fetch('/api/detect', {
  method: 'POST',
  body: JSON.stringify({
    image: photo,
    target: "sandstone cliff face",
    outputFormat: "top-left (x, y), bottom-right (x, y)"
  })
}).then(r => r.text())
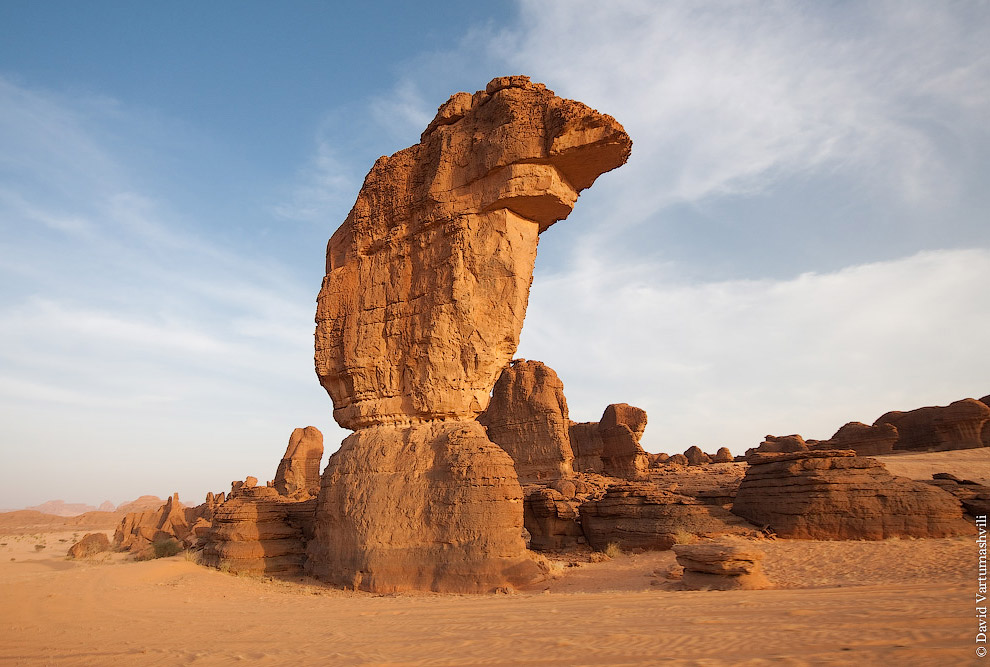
top-left (273, 426), bottom-right (324, 499)
top-left (731, 451), bottom-right (976, 540)
top-left (875, 398), bottom-right (990, 451)
top-left (479, 360), bottom-right (574, 484)
top-left (307, 76), bottom-right (630, 593)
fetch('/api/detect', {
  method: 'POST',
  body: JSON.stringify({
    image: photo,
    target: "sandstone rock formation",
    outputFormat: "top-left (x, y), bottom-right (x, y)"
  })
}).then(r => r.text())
top-left (479, 360), bottom-right (574, 484)
top-left (202, 486), bottom-right (316, 575)
top-left (749, 434), bottom-right (809, 456)
top-left (875, 398), bottom-right (990, 451)
top-left (569, 404), bottom-right (650, 478)
top-left (67, 532), bottom-right (110, 559)
top-left (113, 493), bottom-right (210, 554)
top-left (308, 76), bottom-right (630, 593)
top-left (273, 426), bottom-right (324, 499)
top-left (817, 421), bottom-right (897, 456)
top-left (731, 450), bottom-right (976, 540)
top-left (926, 473), bottom-right (990, 518)
top-left (666, 453), bottom-right (688, 466)
top-left (524, 488), bottom-right (584, 550)
top-left (569, 422), bottom-right (606, 473)
top-left (712, 447), bottom-right (734, 463)
top-left (579, 483), bottom-right (754, 551)
top-left (683, 446), bottom-right (711, 466)
top-left (673, 543), bottom-right (771, 590)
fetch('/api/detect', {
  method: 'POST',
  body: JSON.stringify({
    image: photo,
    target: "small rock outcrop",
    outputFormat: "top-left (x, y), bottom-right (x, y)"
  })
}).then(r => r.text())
top-left (273, 426), bottom-right (324, 499)
top-left (875, 398), bottom-right (990, 451)
top-left (309, 76), bottom-right (631, 593)
top-left (479, 360), bottom-right (574, 484)
top-left (202, 487), bottom-right (316, 575)
top-left (569, 404), bottom-right (650, 478)
top-left (712, 447), bottom-right (734, 463)
top-left (731, 450), bottom-right (976, 540)
top-left (817, 421), bottom-right (897, 456)
top-left (749, 434), bottom-right (808, 456)
top-left (67, 532), bottom-right (110, 559)
top-left (683, 446), bottom-right (711, 466)
top-left (579, 483), bottom-right (754, 551)
top-left (673, 543), bottom-right (771, 590)
top-left (925, 473), bottom-right (990, 518)
top-left (113, 493), bottom-right (208, 554)
top-left (524, 488), bottom-right (584, 550)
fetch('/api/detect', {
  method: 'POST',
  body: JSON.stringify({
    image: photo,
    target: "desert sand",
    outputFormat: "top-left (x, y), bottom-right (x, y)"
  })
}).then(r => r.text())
top-left (0, 525), bottom-right (980, 666)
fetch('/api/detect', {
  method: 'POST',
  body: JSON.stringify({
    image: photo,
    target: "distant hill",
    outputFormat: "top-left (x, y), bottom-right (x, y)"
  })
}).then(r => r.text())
top-left (24, 500), bottom-right (109, 517)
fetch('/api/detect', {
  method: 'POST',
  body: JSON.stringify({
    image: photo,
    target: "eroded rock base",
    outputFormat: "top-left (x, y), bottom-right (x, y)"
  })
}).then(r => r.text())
top-left (306, 420), bottom-right (545, 593)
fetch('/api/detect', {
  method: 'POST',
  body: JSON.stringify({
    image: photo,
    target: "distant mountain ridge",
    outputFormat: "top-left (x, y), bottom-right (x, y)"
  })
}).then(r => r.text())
top-left (22, 496), bottom-right (164, 517)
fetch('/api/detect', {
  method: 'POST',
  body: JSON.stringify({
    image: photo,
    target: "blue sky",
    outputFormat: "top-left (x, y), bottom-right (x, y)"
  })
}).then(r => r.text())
top-left (1, 1), bottom-right (988, 508)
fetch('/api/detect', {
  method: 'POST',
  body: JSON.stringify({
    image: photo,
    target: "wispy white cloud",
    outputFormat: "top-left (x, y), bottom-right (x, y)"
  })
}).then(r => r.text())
top-left (519, 248), bottom-right (990, 453)
top-left (493, 1), bottom-right (989, 213)
top-left (0, 76), bottom-right (344, 508)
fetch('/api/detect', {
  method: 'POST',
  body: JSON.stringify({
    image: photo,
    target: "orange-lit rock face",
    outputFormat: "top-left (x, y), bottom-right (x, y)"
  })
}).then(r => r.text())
top-left (316, 76), bottom-right (632, 430)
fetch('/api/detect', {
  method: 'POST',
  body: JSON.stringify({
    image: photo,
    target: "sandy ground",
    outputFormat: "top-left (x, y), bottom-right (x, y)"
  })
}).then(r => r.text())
top-left (875, 448), bottom-right (990, 485)
top-left (1, 529), bottom-right (984, 666)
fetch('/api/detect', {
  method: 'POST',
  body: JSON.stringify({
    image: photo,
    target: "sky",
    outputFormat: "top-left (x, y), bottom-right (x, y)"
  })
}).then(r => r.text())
top-left (1, 1), bottom-right (988, 509)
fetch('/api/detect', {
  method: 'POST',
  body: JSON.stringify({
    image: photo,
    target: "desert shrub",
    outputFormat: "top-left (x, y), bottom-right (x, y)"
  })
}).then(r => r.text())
top-left (603, 542), bottom-right (622, 559)
top-left (151, 536), bottom-right (183, 559)
top-left (670, 528), bottom-right (698, 545)
top-left (183, 549), bottom-right (203, 564)
top-left (34, 544), bottom-right (46, 551)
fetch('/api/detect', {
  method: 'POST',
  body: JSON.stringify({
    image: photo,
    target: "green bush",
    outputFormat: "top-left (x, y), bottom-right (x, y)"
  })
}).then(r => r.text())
top-left (151, 537), bottom-right (183, 559)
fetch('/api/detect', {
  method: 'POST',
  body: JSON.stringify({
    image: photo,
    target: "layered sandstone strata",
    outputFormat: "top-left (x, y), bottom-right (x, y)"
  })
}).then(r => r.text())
top-left (479, 360), bottom-right (574, 484)
top-left (273, 426), bottom-right (324, 499)
top-left (309, 76), bottom-right (632, 592)
top-left (731, 450), bottom-right (976, 539)
top-left (579, 483), bottom-right (754, 551)
top-left (673, 543), bottom-right (772, 591)
top-left (202, 486), bottom-right (316, 575)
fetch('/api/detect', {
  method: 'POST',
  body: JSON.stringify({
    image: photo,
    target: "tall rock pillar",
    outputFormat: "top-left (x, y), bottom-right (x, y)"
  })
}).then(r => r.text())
top-left (307, 76), bottom-right (631, 592)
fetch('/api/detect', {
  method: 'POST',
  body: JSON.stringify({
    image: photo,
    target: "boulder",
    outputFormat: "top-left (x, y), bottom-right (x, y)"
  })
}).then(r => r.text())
top-left (67, 532), bottom-right (110, 559)
top-left (683, 446), bottom-right (711, 466)
top-left (875, 398), bottom-right (990, 451)
top-left (731, 450), bottom-right (976, 539)
top-left (273, 426), bottom-right (324, 499)
top-left (307, 76), bottom-right (630, 593)
top-left (673, 543), bottom-right (771, 590)
top-left (479, 360), bottom-right (574, 484)
top-left (748, 434), bottom-right (808, 456)
top-left (712, 447), bottom-right (734, 463)
top-left (579, 483), bottom-right (754, 551)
